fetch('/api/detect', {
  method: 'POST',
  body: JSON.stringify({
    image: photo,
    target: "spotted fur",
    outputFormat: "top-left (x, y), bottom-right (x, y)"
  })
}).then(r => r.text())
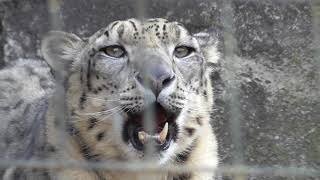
top-left (0, 18), bottom-right (219, 180)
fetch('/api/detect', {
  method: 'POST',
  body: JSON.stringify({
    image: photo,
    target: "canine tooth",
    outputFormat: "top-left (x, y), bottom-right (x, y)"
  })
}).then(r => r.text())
top-left (159, 122), bottom-right (168, 144)
top-left (138, 131), bottom-right (146, 144)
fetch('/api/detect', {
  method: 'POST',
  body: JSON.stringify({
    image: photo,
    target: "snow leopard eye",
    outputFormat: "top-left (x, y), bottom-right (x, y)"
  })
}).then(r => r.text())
top-left (174, 46), bottom-right (195, 58)
top-left (100, 45), bottom-right (126, 58)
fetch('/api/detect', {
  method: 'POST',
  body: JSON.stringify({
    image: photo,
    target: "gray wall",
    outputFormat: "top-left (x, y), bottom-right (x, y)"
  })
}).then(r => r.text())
top-left (0, 0), bottom-right (319, 179)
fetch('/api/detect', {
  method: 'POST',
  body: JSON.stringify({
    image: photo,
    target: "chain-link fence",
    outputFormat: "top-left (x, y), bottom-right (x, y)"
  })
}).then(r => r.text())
top-left (0, 0), bottom-right (319, 179)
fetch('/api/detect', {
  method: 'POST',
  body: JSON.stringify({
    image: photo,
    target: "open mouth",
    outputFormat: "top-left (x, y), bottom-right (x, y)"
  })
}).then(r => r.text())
top-left (122, 103), bottom-right (178, 152)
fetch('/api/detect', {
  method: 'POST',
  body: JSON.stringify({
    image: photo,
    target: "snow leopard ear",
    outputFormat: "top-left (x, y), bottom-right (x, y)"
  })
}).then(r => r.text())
top-left (193, 32), bottom-right (220, 65)
top-left (41, 31), bottom-right (84, 77)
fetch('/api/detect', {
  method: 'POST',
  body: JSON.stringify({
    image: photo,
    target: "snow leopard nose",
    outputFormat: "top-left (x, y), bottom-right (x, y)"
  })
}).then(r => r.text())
top-left (136, 57), bottom-right (175, 96)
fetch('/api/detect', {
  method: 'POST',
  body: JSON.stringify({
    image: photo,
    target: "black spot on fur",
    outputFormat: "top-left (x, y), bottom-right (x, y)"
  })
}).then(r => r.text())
top-left (104, 30), bottom-right (109, 37)
top-left (80, 144), bottom-right (93, 160)
top-left (88, 118), bottom-right (98, 130)
top-left (173, 173), bottom-right (191, 180)
top-left (80, 67), bottom-right (84, 83)
top-left (175, 139), bottom-right (197, 164)
top-left (73, 130), bottom-right (99, 161)
top-left (110, 21), bottom-right (119, 29)
top-left (185, 128), bottom-right (195, 136)
top-left (203, 90), bottom-right (207, 96)
top-left (172, 123), bottom-right (179, 141)
top-left (80, 92), bottom-right (87, 109)
top-left (89, 48), bottom-right (96, 57)
top-left (88, 154), bottom-right (102, 162)
top-left (196, 117), bottom-right (203, 126)
top-left (163, 24), bottom-right (166, 31)
top-left (177, 96), bottom-right (185, 100)
top-left (66, 122), bottom-right (80, 136)
top-left (102, 84), bottom-right (109, 90)
top-left (67, 123), bottom-right (104, 161)
top-left (87, 59), bottom-right (92, 91)
top-left (129, 20), bottom-right (138, 31)
top-left (175, 152), bottom-right (190, 164)
top-left (96, 132), bottom-right (105, 141)
top-left (45, 144), bottom-right (57, 153)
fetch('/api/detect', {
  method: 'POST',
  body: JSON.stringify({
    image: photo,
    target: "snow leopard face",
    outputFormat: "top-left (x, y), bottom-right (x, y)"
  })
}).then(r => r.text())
top-left (41, 18), bottom-right (218, 165)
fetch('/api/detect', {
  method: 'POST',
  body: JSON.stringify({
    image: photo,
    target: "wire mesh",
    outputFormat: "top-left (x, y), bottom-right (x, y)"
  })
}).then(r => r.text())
top-left (0, 0), bottom-right (319, 179)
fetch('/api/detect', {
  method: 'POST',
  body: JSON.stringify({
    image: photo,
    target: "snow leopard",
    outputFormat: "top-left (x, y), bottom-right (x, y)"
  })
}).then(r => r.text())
top-left (0, 18), bottom-right (220, 180)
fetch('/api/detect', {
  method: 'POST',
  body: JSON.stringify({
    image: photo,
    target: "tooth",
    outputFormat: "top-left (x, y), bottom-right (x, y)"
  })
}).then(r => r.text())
top-left (138, 131), bottom-right (146, 144)
top-left (159, 122), bottom-right (169, 144)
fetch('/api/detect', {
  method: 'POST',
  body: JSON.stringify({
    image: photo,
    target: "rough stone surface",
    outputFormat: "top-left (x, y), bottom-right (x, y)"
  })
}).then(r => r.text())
top-left (0, 4), bottom-right (4, 68)
top-left (0, 0), bottom-right (319, 179)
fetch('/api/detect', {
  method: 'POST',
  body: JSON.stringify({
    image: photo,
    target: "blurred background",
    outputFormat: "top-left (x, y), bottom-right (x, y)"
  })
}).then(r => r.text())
top-left (0, 0), bottom-right (319, 179)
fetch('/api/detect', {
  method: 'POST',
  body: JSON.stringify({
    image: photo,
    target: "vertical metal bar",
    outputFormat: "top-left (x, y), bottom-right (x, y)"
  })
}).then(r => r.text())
top-left (135, 1), bottom-right (160, 179)
top-left (46, 0), bottom-right (68, 153)
top-left (0, 7), bottom-right (4, 68)
top-left (47, 0), bottom-right (63, 30)
top-left (135, 0), bottom-right (146, 20)
top-left (134, 0), bottom-right (157, 162)
top-left (221, 0), bottom-right (246, 179)
top-left (143, 106), bottom-right (157, 161)
top-left (311, 0), bottom-right (320, 90)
